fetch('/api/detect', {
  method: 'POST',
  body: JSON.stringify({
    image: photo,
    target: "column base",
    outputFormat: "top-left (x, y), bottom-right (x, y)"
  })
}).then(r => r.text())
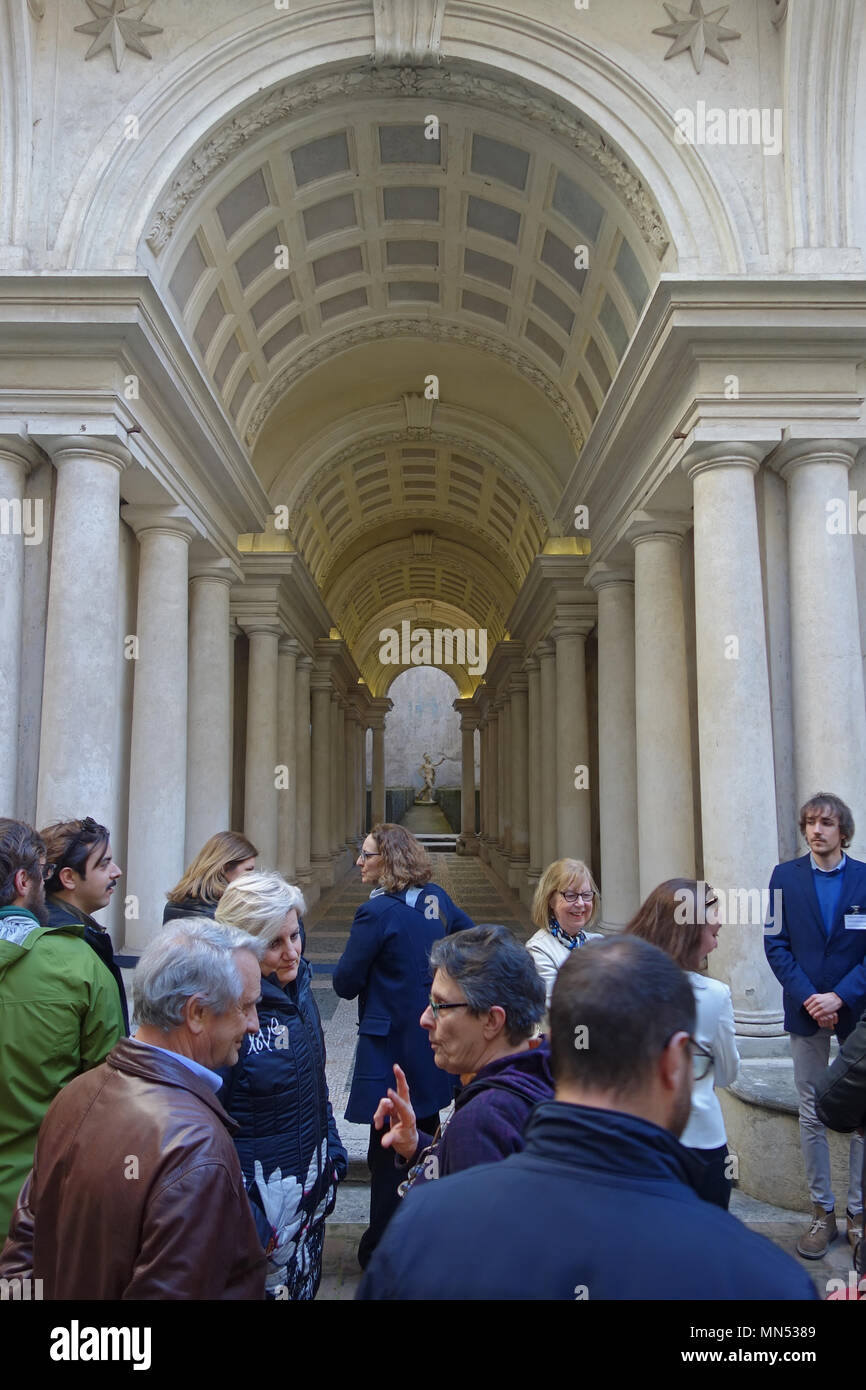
top-left (311, 855), bottom-right (335, 889)
top-left (508, 856), bottom-right (529, 890)
top-left (457, 834), bottom-right (480, 855)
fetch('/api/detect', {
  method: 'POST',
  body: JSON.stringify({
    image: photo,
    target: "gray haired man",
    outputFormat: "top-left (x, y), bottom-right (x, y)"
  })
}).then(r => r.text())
top-left (0, 919), bottom-right (267, 1299)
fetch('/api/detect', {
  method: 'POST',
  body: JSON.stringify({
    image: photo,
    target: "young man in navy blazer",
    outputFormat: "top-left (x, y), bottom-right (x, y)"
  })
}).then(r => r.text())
top-left (765, 792), bottom-right (866, 1258)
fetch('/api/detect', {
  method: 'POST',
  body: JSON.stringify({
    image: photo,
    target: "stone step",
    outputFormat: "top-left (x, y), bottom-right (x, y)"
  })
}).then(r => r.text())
top-left (415, 834), bottom-right (459, 852)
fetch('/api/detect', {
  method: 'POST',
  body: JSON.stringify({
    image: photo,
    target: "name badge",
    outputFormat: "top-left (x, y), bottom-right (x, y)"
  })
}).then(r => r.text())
top-left (844, 910), bottom-right (866, 930)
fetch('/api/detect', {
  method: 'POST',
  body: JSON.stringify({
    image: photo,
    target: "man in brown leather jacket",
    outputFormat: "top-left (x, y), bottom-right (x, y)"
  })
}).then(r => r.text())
top-left (0, 918), bottom-right (268, 1300)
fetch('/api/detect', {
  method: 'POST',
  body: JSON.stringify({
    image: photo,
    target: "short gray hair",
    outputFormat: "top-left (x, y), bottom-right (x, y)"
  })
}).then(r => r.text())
top-left (133, 917), bottom-right (265, 1031)
top-left (429, 924), bottom-right (545, 1045)
top-left (215, 870), bottom-right (306, 940)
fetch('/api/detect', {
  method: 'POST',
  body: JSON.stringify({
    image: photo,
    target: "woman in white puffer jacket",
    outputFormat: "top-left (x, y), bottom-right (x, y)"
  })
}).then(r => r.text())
top-left (526, 858), bottom-right (604, 1007)
top-left (625, 878), bottom-right (740, 1209)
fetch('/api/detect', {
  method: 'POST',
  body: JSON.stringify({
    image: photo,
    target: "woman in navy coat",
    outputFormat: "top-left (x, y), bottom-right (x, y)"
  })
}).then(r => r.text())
top-left (216, 871), bottom-right (347, 1300)
top-left (333, 822), bottom-right (475, 1267)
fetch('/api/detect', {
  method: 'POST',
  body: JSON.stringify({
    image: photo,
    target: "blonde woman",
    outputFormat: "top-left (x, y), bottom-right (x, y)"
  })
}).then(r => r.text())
top-left (526, 858), bottom-right (603, 1006)
top-left (163, 831), bottom-right (257, 924)
top-left (216, 871), bottom-right (347, 1299)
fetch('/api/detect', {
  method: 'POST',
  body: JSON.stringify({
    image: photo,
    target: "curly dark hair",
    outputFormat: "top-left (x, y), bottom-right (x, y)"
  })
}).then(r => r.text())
top-left (0, 819), bottom-right (46, 908)
top-left (369, 823), bottom-right (432, 893)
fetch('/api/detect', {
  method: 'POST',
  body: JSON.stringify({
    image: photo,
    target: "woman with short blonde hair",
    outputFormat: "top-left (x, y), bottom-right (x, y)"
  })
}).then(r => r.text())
top-left (215, 870), bottom-right (347, 1300)
top-left (526, 858), bottom-right (603, 1005)
top-left (163, 831), bottom-right (257, 922)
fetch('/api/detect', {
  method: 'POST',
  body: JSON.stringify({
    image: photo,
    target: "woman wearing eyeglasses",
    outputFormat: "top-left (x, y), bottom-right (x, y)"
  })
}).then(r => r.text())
top-left (526, 858), bottom-right (604, 1006)
top-left (333, 822), bottom-right (474, 1268)
top-left (625, 879), bottom-right (740, 1209)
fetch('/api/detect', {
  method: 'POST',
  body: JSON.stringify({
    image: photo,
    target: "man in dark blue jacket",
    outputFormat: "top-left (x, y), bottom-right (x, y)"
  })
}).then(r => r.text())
top-left (358, 936), bottom-right (816, 1301)
top-left (764, 792), bottom-right (866, 1258)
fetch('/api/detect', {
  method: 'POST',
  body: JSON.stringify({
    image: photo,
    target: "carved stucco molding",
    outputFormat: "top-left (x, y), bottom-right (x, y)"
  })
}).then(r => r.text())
top-left (244, 319), bottom-right (584, 452)
top-left (145, 63), bottom-right (669, 262)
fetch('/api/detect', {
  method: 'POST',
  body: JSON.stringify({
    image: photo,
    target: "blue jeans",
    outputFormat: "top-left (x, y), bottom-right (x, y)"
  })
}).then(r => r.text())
top-left (790, 1031), bottom-right (864, 1214)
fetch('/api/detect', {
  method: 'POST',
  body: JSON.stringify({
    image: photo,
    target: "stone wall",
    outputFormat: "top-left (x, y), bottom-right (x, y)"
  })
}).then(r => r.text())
top-left (384, 666), bottom-right (476, 794)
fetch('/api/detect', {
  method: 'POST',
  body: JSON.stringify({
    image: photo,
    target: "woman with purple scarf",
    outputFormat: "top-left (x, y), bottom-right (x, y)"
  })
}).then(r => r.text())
top-left (372, 924), bottom-right (553, 1190)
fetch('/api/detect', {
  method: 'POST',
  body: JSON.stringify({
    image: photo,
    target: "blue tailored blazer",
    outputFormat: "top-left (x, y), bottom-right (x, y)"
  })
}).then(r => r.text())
top-left (400, 882), bottom-right (476, 936)
top-left (333, 889), bottom-right (455, 1125)
top-left (764, 853), bottom-right (866, 1038)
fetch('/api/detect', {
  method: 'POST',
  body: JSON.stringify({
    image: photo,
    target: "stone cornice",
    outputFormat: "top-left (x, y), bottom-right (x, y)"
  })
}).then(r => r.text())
top-left (506, 553), bottom-right (595, 654)
top-left (231, 552), bottom-right (334, 656)
top-left (556, 277), bottom-right (866, 567)
top-left (0, 274), bottom-right (269, 553)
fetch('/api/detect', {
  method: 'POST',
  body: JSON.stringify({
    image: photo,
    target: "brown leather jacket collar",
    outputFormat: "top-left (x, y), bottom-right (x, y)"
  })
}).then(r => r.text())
top-left (108, 1038), bottom-right (238, 1129)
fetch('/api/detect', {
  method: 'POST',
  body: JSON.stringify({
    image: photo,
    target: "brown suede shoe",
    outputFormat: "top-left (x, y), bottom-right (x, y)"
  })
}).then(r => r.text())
top-left (796, 1203), bottom-right (838, 1259)
top-left (847, 1209), bottom-right (863, 1251)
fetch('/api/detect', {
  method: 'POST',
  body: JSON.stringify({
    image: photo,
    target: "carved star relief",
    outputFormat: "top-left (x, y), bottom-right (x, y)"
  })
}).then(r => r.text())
top-left (74, 0), bottom-right (162, 71)
top-left (653, 0), bottom-right (741, 73)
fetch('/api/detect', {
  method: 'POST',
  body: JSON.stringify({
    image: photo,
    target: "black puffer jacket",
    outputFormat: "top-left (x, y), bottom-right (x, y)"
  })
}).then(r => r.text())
top-left (162, 896), bottom-right (217, 923)
top-left (218, 955), bottom-right (347, 1299)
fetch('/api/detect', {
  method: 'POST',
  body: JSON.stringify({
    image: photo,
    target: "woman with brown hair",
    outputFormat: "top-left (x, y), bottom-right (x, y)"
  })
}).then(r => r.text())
top-left (162, 830), bottom-right (258, 923)
top-left (526, 857), bottom-right (603, 1006)
top-left (333, 822), bottom-right (474, 1267)
top-left (625, 878), bottom-right (740, 1208)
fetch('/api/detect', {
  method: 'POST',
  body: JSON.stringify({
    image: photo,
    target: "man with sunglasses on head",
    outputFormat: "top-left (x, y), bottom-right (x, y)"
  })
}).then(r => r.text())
top-left (0, 818), bottom-right (123, 1240)
top-left (41, 817), bottom-right (128, 1033)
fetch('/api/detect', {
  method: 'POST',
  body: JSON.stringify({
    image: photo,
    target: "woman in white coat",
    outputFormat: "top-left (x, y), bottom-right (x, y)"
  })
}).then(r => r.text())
top-left (526, 859), bottom-right (604, 1007)
top-left (625, 878), bottom-right (740, 1209)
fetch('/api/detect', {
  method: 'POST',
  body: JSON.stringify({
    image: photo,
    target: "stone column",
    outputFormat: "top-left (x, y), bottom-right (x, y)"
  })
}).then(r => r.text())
top-left (587, 566), bottom-right (639, 931)
top-left (123, 508), bottom-right (197, 949)
top-left (509, 672), bottom-right (530, 876)
top-left (354, 718), bottom-right (365, 840)
top-left (240, 624), bottom-right (281, 869)
top-left (554, 625), bottom-right (592, 862)
top-left (501, 696), bottom-right (513, 856)
top-left (630, 521), bottom-right (695, 896)
top-left (185, 566), bottom-right (233, 860)
top-left (294, 655), bottom-right (313, 887)
top-left (687, 445), bottom-right (784, 1035)
top-left (36, 436), bottom-right (129, 826)
top-left (310, 666), bottom-right (332, 872)
top-left (277, 637), bottom-right (298, 879)
top-left (480, 719), bottom-right (490, 842)
top-left (538, 639), bottom-right (558, 870)
top-left (0, 438), bottom-right (33, 816)
top-left (344, 706), bottom-right (359, 849)
top-left (371, 716), bottom-right (386, 825)
top-left (774, 440), bottom-right (866, 843)
top-left (483, 706), bottom-right (497, 845)
top-left (457, 708), bottom-right (479, 852)
top-left (526, 655), bottom-right (543, 882)
top-left (330, 694), bottom-right (343, 856)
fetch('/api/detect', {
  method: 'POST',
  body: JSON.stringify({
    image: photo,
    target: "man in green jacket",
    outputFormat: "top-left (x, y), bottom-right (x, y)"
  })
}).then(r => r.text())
top-left (0, 818), bottom-right (124, 1240)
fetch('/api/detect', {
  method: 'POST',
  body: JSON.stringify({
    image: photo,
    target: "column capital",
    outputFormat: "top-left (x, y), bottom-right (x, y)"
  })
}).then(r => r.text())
top-left (43, 434), bottom-right (131, 473)
top-left (121, 504), bottom-right (198, 543)
top-left (767, 437), bottom-right (860, 480)
top-left (550, 618), bottom-right (594, 640)
top-left (509, 671), bottom-right (529, 695)
top-left (296, 653), bottom-right (314, 673)
top-left (586, 562), bottom-right (634, 593)
top-left (239, 620), bottom-right (283, 639)
top-left (625, 509), bottom-right (690, 549)
top-left (682, 441), bottom-right (765, 482)
top-left (453, 697), bottom-right (480, 732)
top-left (189, 558), bottom-right (238, 586)
top-left (0, 433), bottom-right (41, 474)
top-left (536, 637), bottom-right (556, 661)
top-left (523, 653), bottom-right (540, 674)
top-left (279, 636), bottom-right (301, 656)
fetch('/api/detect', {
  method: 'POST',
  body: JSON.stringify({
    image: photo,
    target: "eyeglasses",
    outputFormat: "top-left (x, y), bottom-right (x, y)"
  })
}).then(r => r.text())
top-left (559, 890), bottom-right (594, 904)
top-left (664, 1032), bottom-right (714, 1080)
top-left (688, 1037), bottom-right (714, 1081)
top-left (427, 996), bottom-right (470, 1020)
top-left (357, 849), bottom-right (380, 861)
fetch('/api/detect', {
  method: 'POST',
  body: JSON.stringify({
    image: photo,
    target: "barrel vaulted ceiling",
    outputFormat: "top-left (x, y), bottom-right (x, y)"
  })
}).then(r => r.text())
top-left (147, 65), bottom-right (673, 690)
